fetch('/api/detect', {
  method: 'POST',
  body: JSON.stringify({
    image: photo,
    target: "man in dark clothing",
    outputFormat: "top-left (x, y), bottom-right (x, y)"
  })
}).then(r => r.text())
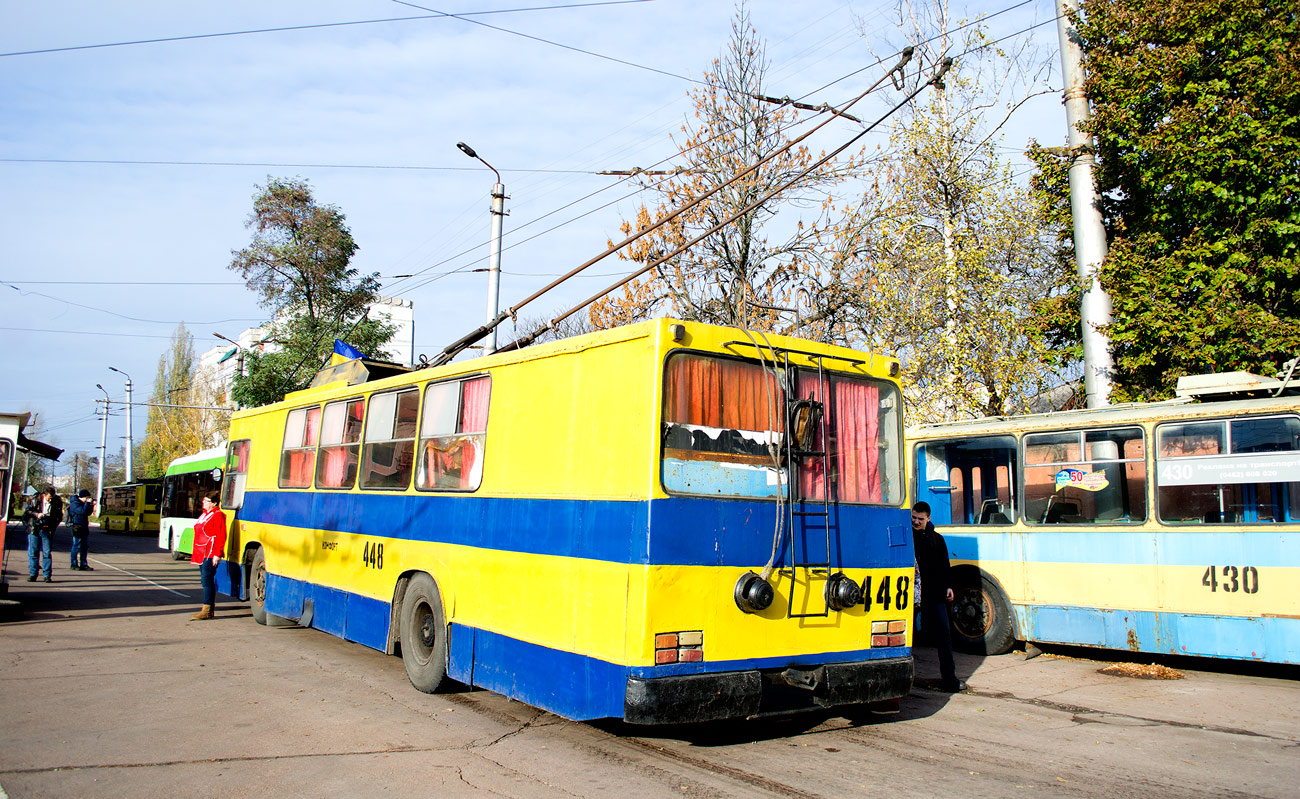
top-left (912, 501), bottom-right (963, 692)
top-left (27, 486), bottom-right (63, 582)
top-left (67, 489), bottom-right (96, 571)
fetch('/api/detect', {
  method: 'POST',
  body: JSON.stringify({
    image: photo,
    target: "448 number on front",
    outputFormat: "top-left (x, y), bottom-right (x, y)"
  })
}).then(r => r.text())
top-left (362, 541), bottom-right (385, 570)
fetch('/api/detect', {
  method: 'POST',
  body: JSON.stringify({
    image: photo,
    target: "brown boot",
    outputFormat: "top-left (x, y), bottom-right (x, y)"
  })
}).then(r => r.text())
top-left (191, 605), bottom-right (213, 620)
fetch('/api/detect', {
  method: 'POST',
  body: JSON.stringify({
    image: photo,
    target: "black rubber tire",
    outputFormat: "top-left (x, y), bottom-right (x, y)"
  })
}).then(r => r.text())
top-left (400, 573), bottom-right (448, 693)
top-left (250, 548), bottom-right (270, 625)
top-left (169, 528), bottom-right (186, 561)
top-left (950, 572), bottom-right (1016, 655)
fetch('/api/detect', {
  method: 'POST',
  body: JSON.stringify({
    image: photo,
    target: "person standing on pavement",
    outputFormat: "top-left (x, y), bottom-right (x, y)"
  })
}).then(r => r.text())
top-left (27, 486), bottom-right (63, 583)
top-left (190, 492), bottom-right (227, 620)
top-left (912, 501), bottom-right (963, 692)
top-left (67, 488), bottom-right (96, 571)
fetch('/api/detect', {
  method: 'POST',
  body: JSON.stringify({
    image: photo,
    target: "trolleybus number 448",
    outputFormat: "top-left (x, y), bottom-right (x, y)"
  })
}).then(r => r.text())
top-left (362, 542), bottom-right (385, 570)
top-left (1202, 566), bottom-right (1259, 594)
top-left (860, 575), bottom-right (910, 611)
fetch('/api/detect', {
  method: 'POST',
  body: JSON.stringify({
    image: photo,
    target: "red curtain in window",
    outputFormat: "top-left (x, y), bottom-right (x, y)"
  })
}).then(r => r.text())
top-left (460, 377), bottom-right (490, 432)
top-left (304, 406), bottom-right (321, 446)
top-left (664, 356), bottom-right (782, 431)
top-left (795, 374), bottom-right (881, 503)
top-left (321, 447), bottom-right (351, 487)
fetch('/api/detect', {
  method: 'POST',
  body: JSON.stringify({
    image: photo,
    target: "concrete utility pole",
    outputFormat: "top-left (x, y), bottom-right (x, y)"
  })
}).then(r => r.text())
top-left (457, 142), bottom-right (507, 354)
top-left (110, 366), bottom-right (134, 481)
top-left (1057, 0), bottom-right (1114, 408)
top-left (95, 384), bottom-right (109, 507)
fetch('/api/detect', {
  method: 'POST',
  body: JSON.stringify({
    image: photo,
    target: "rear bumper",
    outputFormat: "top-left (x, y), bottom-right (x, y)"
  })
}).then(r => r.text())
top-left (624, 655), bottom-right (914, 725)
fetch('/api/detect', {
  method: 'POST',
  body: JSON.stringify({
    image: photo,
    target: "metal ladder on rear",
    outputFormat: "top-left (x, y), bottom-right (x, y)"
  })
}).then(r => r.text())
top-left (780, 351), bottom-right (835, 619)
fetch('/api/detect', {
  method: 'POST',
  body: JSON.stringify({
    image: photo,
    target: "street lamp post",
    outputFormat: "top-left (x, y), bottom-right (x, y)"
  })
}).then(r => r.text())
top-left (109, 366), bottom-right (133, 482)
top-left (95, 383), bottom-right (109, 508)
top-left (456, 141), bottom-right (507, 354)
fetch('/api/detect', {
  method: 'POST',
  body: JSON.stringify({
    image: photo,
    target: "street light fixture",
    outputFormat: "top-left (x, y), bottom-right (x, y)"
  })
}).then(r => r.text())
top-left (457, 141), bottom-right (507, 354)
top-left (95, 383), bottom-right (110, 509)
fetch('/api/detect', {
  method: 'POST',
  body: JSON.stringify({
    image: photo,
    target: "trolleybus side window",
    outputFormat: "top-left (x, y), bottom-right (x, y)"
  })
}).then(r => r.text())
top-left (1156, 415), bottom-right (1300, 524)
top-left (223, 440), bottom-right (251, 509)
top-left (661, 353), bottom-right (785, 499)
top-left (360, 388), bottom-right (419, 490)
top-left (316, 398), bottom-right (364, 489)
top-left (1024, 426), bottom-right (1146, 524)
top-left (793, 371), bottom-right (903, 504)
top-left (913, 435), bottom-right (1017, 525)
top-left (416, 375), bottom-right (490, 492)
top-left (279, 405), bottom-right (321, 488)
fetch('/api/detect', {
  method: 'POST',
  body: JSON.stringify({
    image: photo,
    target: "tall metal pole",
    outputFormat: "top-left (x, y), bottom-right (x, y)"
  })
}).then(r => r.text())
top-left (1057, 0), bottom-right (1114, 407)
top-left (95, 385), bottom-right (109, 508)
top-left (456, 142), bottom-right (507, 354)
top-left (486, 182), bottom-right (506, 353)
top-left (110, 367), bottom-right (134, 481)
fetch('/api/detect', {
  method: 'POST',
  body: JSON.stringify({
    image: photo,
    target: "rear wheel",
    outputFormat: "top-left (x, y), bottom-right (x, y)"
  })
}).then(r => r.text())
top-left (951, 572), bottom-right (1016, 655)
top-left (400, 573), bottom-right (448, 693)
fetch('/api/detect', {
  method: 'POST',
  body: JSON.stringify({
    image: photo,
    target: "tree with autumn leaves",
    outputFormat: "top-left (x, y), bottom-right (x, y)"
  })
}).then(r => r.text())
top-left (594, 3), bottom-right (1067, 422)
top-left (589, 9), bottom-right (857, 334)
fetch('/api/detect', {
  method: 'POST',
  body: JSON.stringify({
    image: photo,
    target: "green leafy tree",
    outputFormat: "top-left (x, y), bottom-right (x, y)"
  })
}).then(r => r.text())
top-left (229, 177), bottom-right (394, 406)
top-left (1076, 0), bottom-right (1300, 399)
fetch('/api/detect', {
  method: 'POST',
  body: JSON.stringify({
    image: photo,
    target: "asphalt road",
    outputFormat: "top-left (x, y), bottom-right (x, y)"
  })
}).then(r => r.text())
top-left (1, 523), bottom-right (1296, 798)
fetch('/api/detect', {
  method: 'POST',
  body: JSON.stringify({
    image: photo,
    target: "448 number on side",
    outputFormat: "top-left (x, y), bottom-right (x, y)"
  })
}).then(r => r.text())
top-left (362, 541), bottom-right (385, 570)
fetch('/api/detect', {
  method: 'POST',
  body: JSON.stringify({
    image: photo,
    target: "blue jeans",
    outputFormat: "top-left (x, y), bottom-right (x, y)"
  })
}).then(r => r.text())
top-left (28, 528), bottom-right (53, 578)
top-left (70, 522), bottom-right (89, 567)
top-left (199, 560), bottom-right (218, 606)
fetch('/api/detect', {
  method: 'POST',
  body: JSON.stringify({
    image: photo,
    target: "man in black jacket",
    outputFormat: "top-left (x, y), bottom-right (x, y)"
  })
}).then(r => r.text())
top-left (67, 489), bottom-right (96, 571)
top-left (912, 501), bottom-right (963, 692)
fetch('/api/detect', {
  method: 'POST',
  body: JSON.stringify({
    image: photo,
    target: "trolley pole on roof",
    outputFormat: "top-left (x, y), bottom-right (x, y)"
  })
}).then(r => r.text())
top-left (1057, 0), bottom-right (1114, 407)
top-left (457, 142), bottom-right (507, 355)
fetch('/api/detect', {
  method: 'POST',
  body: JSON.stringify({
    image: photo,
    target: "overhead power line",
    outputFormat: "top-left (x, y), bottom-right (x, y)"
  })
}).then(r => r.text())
top-left (0, 1), bottom-right (654, 58)
top-left (0, 158), bottom-right (596, 173)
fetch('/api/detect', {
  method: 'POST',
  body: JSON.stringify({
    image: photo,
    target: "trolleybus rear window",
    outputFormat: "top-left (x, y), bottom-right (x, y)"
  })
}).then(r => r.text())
top-left (661, 353), bottom-right (901, 503)
top-left (222, 440), bottom-right (251, 509)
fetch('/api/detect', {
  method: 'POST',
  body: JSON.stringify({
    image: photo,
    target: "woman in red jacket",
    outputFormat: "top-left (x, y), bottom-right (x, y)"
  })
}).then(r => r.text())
top-left (190, 492), bottom-right (227, 621)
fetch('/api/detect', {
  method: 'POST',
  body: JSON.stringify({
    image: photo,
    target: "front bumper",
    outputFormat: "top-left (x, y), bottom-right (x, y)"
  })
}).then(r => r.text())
top-left (624, 655), bottom-right (914, 725)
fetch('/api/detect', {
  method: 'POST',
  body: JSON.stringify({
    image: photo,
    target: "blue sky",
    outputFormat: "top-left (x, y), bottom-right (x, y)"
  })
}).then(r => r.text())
top-left (1, 0), bottom-right (1065, 470)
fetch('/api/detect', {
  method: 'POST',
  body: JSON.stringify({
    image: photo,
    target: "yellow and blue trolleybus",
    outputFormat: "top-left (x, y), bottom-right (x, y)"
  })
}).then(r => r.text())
top-left (215, 319), bottom-right (915, 723)
top-left (908, 371), bottom-right (1300, 664)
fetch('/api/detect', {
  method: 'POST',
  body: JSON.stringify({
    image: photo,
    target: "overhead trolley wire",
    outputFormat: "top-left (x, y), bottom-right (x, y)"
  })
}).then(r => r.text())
top-left (0, 0), bottom-right (655, 58)
top-left (428, 48), bottom-right (924, 365)
top-left (493, 57), bottom-right (953, 357)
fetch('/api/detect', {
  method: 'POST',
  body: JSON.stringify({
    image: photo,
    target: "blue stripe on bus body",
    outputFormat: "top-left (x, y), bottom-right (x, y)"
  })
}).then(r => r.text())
top-left (244, 570), bottom-right (913, 720)
top-left (943, 528), bottom-right (1300, 568)
top-left (238, 491), bottom-right (912, 569)
top-left (1017, 603), bottom-right (1300, 664)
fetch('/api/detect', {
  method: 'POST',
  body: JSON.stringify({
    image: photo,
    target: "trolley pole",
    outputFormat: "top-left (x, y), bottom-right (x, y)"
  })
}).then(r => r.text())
top-left (1057, 0), bottom-right (1114, 407)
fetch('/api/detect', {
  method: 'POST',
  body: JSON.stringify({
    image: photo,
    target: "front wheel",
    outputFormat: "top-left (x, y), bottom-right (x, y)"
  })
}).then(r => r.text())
top-left (951, 572), bottom-right (1016, 655)
top-left (169, 528), bottom-right (186, 561)
top-left (400, 573), bottom-right (448, 693)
